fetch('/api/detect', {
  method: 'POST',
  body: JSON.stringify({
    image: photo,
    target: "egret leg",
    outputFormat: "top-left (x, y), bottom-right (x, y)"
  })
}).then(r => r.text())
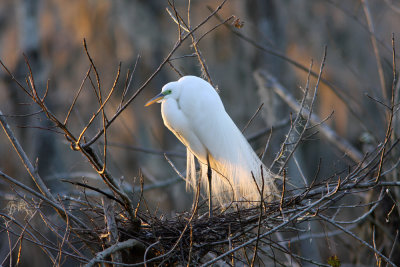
top-left (207, 155), bottom-right (212, 218)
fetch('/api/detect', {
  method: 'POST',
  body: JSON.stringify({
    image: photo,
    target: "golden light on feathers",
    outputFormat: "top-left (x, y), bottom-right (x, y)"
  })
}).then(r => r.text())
top-left (146, 76), bottom-right (277, 207)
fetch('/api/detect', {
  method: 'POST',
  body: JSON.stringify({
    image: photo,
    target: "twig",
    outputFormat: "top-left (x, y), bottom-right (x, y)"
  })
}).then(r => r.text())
top-left (102, 197), bottom-right (122, 264)
top-left (82, 0), bottom-right (228, 148)
top-left (143, 240), bottom-right (159, 267)
top-left (242, 103), bottom-right (264, 134)
top-left (61, 180), bottom-right (123, 205)
top-left (106, 141), bottom-right (185, 158)
top-left (250, 167), bottom-right (265, 267)
top-left (0, 110), bottom-right (87, 229)
top-left (120, 54), bottom-right (140, 108)
top-left (0, 110), bottom-right (53, 200)
top-left (212, 10), bottom-right (376, 137)
top-left (318, 214), bottom-right (396, 267)
top-left (64, 65), bottom-right (92, 125)
top-left (361, 0), bottom-right (387, 101)
top-left (385, 230), bottom-right (399, 267)
top-left (375, 34), bottom-right (397, 182)
top-left (167, 1), bottom-right (214, 85)
top-left (201, 181), bottom-right (340, 266)
top-left (254, 70), bottom-right (364, 163)
top-left (267, 58), bottom-right (314, 170)
top-left (85, 239), bottom-right (146, 267)
top-left (277, 47), bottom-right (326, 173)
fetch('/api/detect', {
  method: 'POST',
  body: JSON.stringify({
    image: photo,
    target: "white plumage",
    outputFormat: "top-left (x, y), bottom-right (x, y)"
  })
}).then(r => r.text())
top-left (146, 76), bottom-right (277, 207)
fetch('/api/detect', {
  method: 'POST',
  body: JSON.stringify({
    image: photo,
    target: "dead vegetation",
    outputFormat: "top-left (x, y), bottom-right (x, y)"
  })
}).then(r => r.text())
top-left (0, 0), bottom-right (400, 266)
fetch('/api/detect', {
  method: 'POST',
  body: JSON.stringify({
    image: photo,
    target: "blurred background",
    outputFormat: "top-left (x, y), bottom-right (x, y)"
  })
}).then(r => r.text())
top-left (0, 0), bottom-right (399, 266)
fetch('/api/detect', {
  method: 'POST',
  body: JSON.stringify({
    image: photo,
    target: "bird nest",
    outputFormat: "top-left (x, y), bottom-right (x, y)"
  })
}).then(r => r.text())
top-left (69, 150), bottom-right (396, 266)
top-left (131, 203), bottom-right (281, 264)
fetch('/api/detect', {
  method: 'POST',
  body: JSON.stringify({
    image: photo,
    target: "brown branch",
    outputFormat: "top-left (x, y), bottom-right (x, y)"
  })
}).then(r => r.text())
top-left (82, 0), bottom-right (228, 148)
top-left (85, 239), bottom-right (146, 267)
top-left (201, 186), bottom-right (339, 266)
top-left (0, 110), bottom-right (88, 229)
top-left (242, 103), bottom-right (264, 134)
top-left (361, 0), bottom-right (387, 101)
top-left (64, 65), bottom-right (92, 125)
top-left (102, 198), bottom-right (122, 264)
top-left (212, 11), bottom-right (372, 135)
top-left (255, 70), bottom-right (364, 163)
top-left (318, 214), bottom-right (396, 267)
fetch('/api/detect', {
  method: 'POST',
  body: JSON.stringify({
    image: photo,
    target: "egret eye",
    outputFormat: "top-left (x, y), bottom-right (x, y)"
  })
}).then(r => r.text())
top-left (164, 89), bottom-right (172, 95)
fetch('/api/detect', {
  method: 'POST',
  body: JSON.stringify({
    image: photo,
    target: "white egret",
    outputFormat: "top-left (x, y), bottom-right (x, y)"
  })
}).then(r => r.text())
top-left (145, 76), bottom-right (278, 214)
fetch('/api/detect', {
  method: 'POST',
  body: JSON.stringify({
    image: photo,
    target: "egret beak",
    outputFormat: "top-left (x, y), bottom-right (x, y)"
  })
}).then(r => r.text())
top-left (145, 92), bottom-right (165, 107)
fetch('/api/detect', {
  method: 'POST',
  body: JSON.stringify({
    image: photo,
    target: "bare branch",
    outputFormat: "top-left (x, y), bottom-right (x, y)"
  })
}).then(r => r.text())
top-left (85, 239), bottom-right (146, 267)
top-left (361, 0), bottom-right (387, 101)
top-left (255, 71), bottom-right (364, 163)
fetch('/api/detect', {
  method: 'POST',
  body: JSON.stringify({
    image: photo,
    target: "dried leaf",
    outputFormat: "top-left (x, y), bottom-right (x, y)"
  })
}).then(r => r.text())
top-left (327, 255), bottom-right (340, 267)
top-left (233, 17), bottom-right (244, 29)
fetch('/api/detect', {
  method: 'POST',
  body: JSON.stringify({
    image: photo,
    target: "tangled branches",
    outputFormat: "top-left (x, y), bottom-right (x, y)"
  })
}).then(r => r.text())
top-left (0, 1), bottom-right (400, 266)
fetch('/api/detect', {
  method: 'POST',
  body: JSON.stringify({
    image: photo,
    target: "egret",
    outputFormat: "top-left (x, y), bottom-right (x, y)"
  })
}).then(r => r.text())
top-left (145, 76), bottom-right (278, 215)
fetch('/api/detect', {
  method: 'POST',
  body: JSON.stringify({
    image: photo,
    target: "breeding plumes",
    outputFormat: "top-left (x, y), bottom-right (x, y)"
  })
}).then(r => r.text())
top-left (145, 76), bottom-right (278, 211)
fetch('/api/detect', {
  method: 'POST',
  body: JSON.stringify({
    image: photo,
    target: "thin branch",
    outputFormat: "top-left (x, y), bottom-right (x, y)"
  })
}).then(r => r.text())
top-left (361, 0), bottom-right (387, 101)
top-left (82, 0), bottom-right (228, 148)
top-left (85, 239), bottom-right (146, 267)
top-left (211, 10), bottom-right (371, 135)
top-left (255, 71), bottom-right (364, 163)
top-left (64, 65), bottom-right (92, 125)
top-left (0, 110), bottom-right (87, 229)
top-left (201, 181), bottom-right (340, 266)
top-left (0, 170), bottom-right (86, 229)
top-left (318, 214), bottom-right (396, 267)
top-left (242, 103), bottom-right (264, 134)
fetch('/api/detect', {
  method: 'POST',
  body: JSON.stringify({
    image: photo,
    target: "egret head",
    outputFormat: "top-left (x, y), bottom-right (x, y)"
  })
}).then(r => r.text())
top-left (144, 81), bottom-right (180, 107)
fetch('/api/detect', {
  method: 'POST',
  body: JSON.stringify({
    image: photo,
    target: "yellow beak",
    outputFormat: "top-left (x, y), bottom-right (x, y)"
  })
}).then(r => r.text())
top-left (145, 92), bottom-right (165, 107)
